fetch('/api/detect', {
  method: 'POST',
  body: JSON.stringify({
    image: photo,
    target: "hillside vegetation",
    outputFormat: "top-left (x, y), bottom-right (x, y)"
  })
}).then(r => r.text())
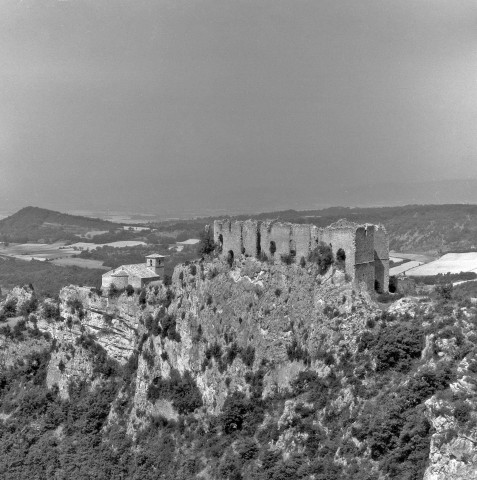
top-left (0, 253), bottom-right (476, 479)
top-left (0, 207), bottom-right (116, 243)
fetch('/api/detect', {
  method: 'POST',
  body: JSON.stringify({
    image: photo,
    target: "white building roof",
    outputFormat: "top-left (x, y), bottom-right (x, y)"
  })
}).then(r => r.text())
top-left (103, 263), bottom-right (161, 280)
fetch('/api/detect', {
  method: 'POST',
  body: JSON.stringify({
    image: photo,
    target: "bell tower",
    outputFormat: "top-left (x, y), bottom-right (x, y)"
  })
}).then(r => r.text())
top-left (145, 254), bottom-right (165, 278)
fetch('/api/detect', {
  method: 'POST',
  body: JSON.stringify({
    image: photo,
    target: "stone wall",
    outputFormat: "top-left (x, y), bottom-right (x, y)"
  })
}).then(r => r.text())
top-left (320, 223), bottom-right (357, 281)
top-left (270, 223), bottom-right (292, 257)
top-left (374, 225), bottom-right (389, 293)
top-left (213, 217), bottom-right (390, 292)
top-left (291, 224), bottom-right (312, 261)
top-left (242, 220), bottom-right (260, 256)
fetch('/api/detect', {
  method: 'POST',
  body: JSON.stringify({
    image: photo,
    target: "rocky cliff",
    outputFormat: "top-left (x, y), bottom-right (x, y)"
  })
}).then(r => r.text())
top-left (1, 256), bottom-right (477, 479)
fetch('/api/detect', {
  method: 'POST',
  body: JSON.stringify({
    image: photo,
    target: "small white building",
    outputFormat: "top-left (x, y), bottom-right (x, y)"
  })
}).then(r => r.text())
top-left (101, 254), bottom-right (166, 290)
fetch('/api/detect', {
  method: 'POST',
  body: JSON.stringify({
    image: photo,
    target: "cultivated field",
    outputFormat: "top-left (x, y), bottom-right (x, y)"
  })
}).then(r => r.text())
top-left (406, 253), bottom-right (477, 276)
top-left (0, 240), bottom-right (146, 265)
top-left (69, 241), bottom-right (147, 251)
top-left (51, 258), bottom-right (108, 269)
top-left (389, 252), bottom-right (436, 263)
top-left (389, 261), bottom-right (424, 276)
top-left (0, 242), bottom-right (77, 261)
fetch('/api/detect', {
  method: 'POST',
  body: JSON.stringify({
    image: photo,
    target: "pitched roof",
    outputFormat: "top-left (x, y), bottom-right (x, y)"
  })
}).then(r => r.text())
top-left (111, 269), bottom-right (129, 277)
top-left (102, 264), bottom-right (161, 279)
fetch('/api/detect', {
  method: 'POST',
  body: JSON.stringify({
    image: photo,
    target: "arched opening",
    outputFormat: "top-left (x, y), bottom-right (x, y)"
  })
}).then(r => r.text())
top-left (218, 234), bottom-right (223, 253)
top-left (227, 250), bottom-right (234, 267)
top-left (336, 248), bottom-right (346, 271)
top-left (289, 239), bottom-right (296, 257)
top-left (269, 240), bottom-right (276, 256)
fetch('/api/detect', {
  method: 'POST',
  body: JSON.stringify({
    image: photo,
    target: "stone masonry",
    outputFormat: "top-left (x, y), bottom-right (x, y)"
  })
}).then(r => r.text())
top-left (214, 218), bottom-right (389, 292)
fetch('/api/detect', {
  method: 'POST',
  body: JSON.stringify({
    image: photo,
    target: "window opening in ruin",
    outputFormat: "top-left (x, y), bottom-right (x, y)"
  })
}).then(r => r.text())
top-left (374, 279), bottom-right (382, 293)
top-left (218, 234), bottom-right (223, 246)
top-left (256, 229), bottom-right (261, 256)
top-left (289, 239), bottom-right (296, 257)
top-left (227, 250), bottom-right (234, 267)
top-left (269, 241), bottom-right (276, 256)
top-left (336, 248), bottom-right (346, 271)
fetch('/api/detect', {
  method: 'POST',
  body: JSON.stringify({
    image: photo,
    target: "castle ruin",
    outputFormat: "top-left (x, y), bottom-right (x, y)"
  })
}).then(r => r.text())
top-left (214, 219), bottom-right (389, 292)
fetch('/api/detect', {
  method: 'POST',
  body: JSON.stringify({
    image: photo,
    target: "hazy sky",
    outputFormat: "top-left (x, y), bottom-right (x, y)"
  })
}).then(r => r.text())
top-left (1, 0), bottom-right (477, 215)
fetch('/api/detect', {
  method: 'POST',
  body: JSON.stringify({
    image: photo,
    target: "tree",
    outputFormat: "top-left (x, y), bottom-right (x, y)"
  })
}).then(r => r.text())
top-left (198, 227), bottom-right (215, 256)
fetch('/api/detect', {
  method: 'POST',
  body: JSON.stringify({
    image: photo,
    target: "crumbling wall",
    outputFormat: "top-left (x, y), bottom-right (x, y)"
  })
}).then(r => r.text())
top-left (321, 224), bottom-right (357, 281)
top-left (213, 220), bottom-right (225, 246)
top-left (355, 225), bottom-right (375, 265)
top-left (213, 217), bottom-right (388, 293)
top-left (355, 263), bottom-right (375, 291)
top-left (259, 221), bottom-right (271, 258)
top-left (374, 225), bottom-right (389, 293)
top-left (215, 219), bottom-right (243, 257)
top-left (269, 223), bottom-right (292, 257)
top-left (242, 220), bottom-right (260, 256)
top-left (291, 224), bottom-right (312, 261)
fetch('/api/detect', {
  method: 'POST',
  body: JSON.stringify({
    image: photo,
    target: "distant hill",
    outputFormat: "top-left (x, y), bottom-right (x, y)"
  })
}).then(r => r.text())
top-left (0, 206), bottom-right (117, 243)
top-left (154, 204), bottom-right (477, 254)
top-left (246, 204), bottom-right (477, 253)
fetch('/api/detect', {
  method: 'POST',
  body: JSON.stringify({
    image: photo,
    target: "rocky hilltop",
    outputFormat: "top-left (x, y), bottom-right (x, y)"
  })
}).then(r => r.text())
top-left (0, 256), bottom-right (477, 479)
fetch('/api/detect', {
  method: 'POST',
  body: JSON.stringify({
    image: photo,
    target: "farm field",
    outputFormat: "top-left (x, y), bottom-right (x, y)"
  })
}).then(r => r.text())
top-left (389, 251), bottom-right (436, 263)
top-left (407, 252), bottom-right (477, 276)
top-left (51, 258), bottom-right (108, 269)
top-left (0, 242), bottom-right (77, 261)
top-left (69, 241), bottom-right (147, 251)
top-left (389, 261), bottom-right (424, 276)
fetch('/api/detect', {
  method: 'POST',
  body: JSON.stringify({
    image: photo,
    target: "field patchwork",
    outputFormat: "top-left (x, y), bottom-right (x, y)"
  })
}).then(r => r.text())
top-left (389, 261), bottom-right (424, 276)
top-left (406, 252), bottom-right (477, 276)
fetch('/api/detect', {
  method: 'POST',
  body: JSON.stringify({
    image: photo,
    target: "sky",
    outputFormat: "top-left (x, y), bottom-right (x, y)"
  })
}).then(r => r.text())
top-left (1, 0), bottom-right (477, 216)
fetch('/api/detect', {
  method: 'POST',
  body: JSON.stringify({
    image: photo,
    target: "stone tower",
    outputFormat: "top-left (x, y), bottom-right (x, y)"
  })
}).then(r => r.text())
top-left (145, 254), bottom-right (166, 278)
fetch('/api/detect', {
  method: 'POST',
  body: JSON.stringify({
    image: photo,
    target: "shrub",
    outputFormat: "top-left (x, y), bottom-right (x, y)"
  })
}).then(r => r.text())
top-left (454, 400), bottom-right (471, 424)
top-left (308, 242), bottom-right (334, 274)
top-left (108, 283), bottom-right (123, 298)
top-left (190, 264), bottom-right (197, 276)
top-left (240, 346), bottom-right (255, 368)
top-left (126, 284), bottom-right (135, 296)
top-left (257, 251), bottom-right (268, 262)
top-left (374, 322), bottom-right (424, 372)
top-left (221, 391), bottom-right (249, 434)
top-left (3, 297), bottom-right (18, 318)
top-left (198, 227), bottom-right (216, 256)
top-left (147, 369), bottom-right (203, 414)
top-left (138, 289), bottom-right (147, 306)
top-left (42, 301), bottom-right (61, 321)
top-left (18, 297), bottom-right (38, 317)
top-left (280, 253), bottom-right (294, 265)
